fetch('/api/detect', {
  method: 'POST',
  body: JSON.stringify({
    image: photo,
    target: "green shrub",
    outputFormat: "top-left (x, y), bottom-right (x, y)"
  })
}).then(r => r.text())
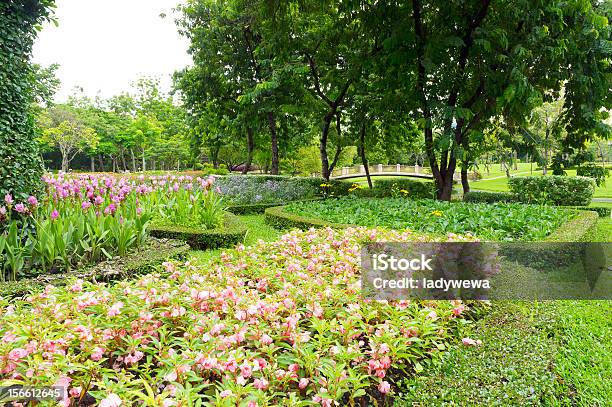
top-left (463, 191), bottom-right (517, 203)
top-left (576, 162), bottom-right (609, 187)
top-left (0, 237), bottom-right (189, 299)
top-left (508, 176), bottom-right (595, 206)
top-left (264, 205), bottom-right (353, 230)
top-left (372, 178), bottom-right (437, 199)
top-left (149, 212), bottom-right (247, 250)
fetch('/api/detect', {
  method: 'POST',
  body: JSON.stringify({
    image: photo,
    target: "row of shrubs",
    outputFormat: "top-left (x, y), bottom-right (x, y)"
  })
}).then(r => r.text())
top-left (465, 175), bottom-right (601, 208)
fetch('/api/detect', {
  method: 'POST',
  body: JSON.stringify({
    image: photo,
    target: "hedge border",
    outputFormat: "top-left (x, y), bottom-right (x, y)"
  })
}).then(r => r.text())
top-left (226, 198), bottom-right (325, 215)
top-left (0, 238), bottom-right (190, 299)
top-left (544, 210), bottom-right (599, 242)
top-left (149, 212), bottom-right (247, 250)
top-left (264, 205), bottom-right (355, 230)
top-left (571, 206), bottom-right (611, 218)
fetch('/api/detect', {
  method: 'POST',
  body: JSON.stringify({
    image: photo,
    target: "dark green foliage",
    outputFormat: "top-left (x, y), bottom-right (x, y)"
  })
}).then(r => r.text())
top-left (372, 179), bottom-right (437, 199)
top-left (0, 237), bottom-right (189, 299)
top-left (576, 162), bottom-right (610, 187)
top-left (463, 191), bottom-right (518, 204)
top-left (149, 213), bottom-right (247, 250)
top-left (280, 197), bottom-right (573, 241)
top-left (508, 176), bottom-right (595, 206)
top-left (576, 206), bottom-right (612, 218)
top-left (0, 0), bottom-right (55, 200)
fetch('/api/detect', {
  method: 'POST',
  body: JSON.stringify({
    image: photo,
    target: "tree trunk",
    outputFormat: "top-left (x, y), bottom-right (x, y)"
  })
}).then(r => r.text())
top-left (320, 112), bottom-right (334, 180)
top-left (61, 153), bottom-right (68, 172)
top-left (461, 165), bottom-right (470, 195)
top-left (359, 124), bottom-right (373, 189)
top-left (243, 127), bottom-right (254, 175)
top-left (90, 156), bottom-right (95, 172)
top-left (268, 112), bottom-right (279, 175)
top-left (130, 149), bottom-right (137, 171)
top-left (142, 150), bottom-right (146, 172)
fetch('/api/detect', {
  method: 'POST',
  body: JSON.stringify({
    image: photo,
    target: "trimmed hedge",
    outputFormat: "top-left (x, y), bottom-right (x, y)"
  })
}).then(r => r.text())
top-left (149, 212), bottom-right (247, 250)
top-left (463, 191), bottom-right (518, 204)
top-left (226, 198), bottom-right (324, 215)
top-left (508, 176), bottom-right (595, 206)
top-left (264, 206), bottom-right (354, 230)
top-left (0, 238), bottom-right (189, 299)
top-left (372, 178), bottom-right (437, 199)
top-left (544, 210), bottom-right (599, 242)
top-left (573, 206), bottom-right (611, 218)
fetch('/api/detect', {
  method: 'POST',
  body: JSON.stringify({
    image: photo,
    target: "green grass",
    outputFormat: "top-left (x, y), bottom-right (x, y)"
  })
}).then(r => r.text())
top-left (187, 214), bottom-right (281, 263)
top-left (472, 170), bottom-right (612, 198)
top-left (397, 300), bottom-right (612, 406)
top-left (283, 197), bottom-right (573, 241)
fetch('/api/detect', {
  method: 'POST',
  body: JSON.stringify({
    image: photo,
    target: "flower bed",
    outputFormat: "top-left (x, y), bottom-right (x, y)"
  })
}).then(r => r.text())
top-left (279, 198), bottom-right (574, 241)
top-left (0, 173), bottom-right (223, 281)
top-left (0, 227), bottom-right (484, 406)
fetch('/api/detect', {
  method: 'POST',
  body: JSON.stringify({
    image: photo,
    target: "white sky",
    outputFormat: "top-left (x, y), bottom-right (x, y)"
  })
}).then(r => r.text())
top-left (32, 0), bottom-right (191, 102)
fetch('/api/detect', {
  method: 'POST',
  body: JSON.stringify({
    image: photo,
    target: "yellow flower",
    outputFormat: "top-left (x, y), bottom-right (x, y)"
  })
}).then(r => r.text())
top-left (400, 189), bottom-right (409, 195)
top-left (431, 210), bottom-right (443, 217)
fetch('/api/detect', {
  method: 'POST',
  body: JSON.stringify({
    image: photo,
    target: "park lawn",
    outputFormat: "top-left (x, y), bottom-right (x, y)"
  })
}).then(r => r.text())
top-left (472, 170), bottom-right (612, 198)
top-left (475, 161), bottom-right (535, 179)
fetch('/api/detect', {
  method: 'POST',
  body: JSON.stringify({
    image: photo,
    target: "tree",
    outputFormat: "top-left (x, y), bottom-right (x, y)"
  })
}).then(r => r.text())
top-left (378, 0), bottom-right (611, 199)
top-left (39, 105), bottom-right (99, 171)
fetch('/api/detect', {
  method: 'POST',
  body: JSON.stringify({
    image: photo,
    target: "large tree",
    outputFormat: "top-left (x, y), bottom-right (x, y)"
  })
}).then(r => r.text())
top-left (379, 0), bottom-right (611, 199)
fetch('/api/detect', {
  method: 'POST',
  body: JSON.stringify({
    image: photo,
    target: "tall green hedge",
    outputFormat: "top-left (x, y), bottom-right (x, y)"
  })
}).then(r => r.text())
top-left (0, 0), bottom-right (55, 200)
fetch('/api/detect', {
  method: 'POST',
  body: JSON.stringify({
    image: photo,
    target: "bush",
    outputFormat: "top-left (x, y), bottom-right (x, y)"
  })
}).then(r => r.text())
top-left (576, 206), bottom-right (611, 218)
top-left (265, 205), bottom-right (354, 230)
top-left (227, 198), bottom-right (324, 215)
top-left (193, 162), bottom-right (229, 175)
top-left (149, 212), bottom-right (247, 250)
top-left (463, 191), bottom-right (517, 204)
top-left (0, 227), bottom-right (484, 405)
top-left (372, 179), bottom-right (437, 199)
top-left (508, 176), bottom-right (595, 206)
top-left (576, 162), bottom-right (609, 187)
top-left (0, 237), bottom-right (189, 299)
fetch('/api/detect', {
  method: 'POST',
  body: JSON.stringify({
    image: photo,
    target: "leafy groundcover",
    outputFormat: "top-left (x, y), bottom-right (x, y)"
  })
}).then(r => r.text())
top-left (0, 227), bottom-right (486, 406)
top-left (281, 197), bottom-right (574, 241)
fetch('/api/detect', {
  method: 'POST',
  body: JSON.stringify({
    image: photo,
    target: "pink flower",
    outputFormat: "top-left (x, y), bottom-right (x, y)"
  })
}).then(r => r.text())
top-left (0, 206), bottom-right (6, 217)
top-left (82, 201), bottom-right (92, 210)
top-left (51, 209), bottom-right (59, 220)
top-left (99, 393), bottom-right (122, 407)
top-left (27, 196), bottom-right (38, 206)
top-left (14, 203), bottom-right (27, 213)
top-left (91, 346), bottom-right (104, 361)
top-left (220, 390), bottom-right (233, 398)
top-left (4, 194), bottom-right (13, 206)
top-left (260, 333), bottom-right (273, 345)
top-left (462, 337), bottom-right (482, 347)
top-left (253, 378), bottom-right (269, 390)
top-left (298, 378), bottom-right (309, 389)
top-left (378, 380), bottom-right (391, 394)
top-left (94, 196), bottom-right (104, 206)
top-left (108, 301), bottom-right (124, 317)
